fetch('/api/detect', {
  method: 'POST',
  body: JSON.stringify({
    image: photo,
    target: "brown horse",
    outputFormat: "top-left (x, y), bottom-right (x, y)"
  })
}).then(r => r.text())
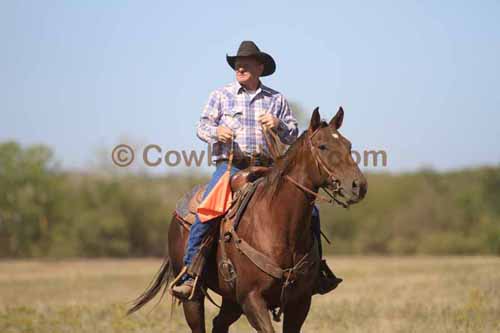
top-left (129, 107), bottom-right (367, 332)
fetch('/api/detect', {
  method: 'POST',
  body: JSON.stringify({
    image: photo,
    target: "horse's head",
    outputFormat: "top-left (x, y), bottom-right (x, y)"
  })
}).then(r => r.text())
top-left (306, 107), bottom-right (367, 206)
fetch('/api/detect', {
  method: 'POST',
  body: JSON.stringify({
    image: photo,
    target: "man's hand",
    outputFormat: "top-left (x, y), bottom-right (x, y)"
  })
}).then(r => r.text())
top-left (258, 113), bottom-right (280, 130)
top-left (216, 126), bottom-right (233, 143)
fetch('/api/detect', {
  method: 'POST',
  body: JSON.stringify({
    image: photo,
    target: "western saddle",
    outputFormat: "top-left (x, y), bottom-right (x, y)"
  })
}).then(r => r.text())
top-left (175, 166), bottom-right (271, 226)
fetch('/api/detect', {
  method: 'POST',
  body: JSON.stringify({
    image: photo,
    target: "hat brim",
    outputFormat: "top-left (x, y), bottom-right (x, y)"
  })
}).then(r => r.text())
top-left (226, 52), bottom-right (276, 77)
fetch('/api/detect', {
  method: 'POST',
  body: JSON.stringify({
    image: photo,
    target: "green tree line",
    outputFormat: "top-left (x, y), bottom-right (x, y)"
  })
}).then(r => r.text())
top-left (0, 141), bottom-right (499, 258)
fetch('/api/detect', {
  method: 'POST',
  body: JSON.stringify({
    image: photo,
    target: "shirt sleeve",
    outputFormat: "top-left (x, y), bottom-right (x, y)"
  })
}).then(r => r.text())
top-left (275, 96), bottom-right (299, 145)
top-left (196, 91), bottom-right (221, 144)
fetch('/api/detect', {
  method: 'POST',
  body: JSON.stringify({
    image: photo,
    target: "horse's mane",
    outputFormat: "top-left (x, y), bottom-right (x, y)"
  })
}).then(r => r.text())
top-left (264, 121), bottom-right (328, 198)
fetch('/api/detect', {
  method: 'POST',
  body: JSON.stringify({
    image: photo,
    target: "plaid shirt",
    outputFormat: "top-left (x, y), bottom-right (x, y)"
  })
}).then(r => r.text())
top-left (197, 82), bottom-right (298, 162)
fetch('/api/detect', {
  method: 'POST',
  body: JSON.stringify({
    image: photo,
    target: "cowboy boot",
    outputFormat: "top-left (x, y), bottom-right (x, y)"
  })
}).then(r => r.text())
top-left (172, 216), bottom-right (218, 300)
top-left (171, 274), bottom-right (195, 299)
top-left (313, 259), bottom-right (343, 295)
top-left (311, 212), bottom-right (343, 295)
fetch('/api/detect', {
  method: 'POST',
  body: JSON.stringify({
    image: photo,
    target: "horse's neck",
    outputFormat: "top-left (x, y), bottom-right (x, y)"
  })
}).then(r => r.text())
top-left (260, 162), bottom-right (319, 255)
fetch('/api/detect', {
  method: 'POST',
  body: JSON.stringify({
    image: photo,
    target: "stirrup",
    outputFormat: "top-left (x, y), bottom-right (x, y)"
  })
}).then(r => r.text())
top-left (320, 260), bottom-right (337, 278)
top-left (313, 260), bottom-right (343, 295)
top-left (168, 266), bottom-right (200, 301)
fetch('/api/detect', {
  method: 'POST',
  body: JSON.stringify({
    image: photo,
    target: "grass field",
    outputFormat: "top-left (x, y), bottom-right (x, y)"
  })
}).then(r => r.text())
top-left (0, 257), bottom-right (499, 332)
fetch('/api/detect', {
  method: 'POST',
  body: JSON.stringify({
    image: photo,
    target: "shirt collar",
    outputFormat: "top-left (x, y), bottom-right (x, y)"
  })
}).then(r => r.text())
top-left (259, 84), bottom-right (273, 96)
top-left (234, 81), bottom-right (270, 96)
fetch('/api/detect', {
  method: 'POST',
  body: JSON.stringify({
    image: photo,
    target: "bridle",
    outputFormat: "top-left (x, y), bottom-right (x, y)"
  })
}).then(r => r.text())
top-left (307, 127), bottom-right (343, 190)
top-left (282, 126), bottom-right (349, 207)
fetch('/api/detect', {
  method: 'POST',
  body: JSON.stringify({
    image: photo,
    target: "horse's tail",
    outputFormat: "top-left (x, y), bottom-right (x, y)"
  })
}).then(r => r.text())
top-left (127, 257), bottom-right (172, 315)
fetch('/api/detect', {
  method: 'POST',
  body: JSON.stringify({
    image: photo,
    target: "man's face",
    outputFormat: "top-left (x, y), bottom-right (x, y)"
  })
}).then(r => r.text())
top-left (234, 57), bottom-right (264, 86)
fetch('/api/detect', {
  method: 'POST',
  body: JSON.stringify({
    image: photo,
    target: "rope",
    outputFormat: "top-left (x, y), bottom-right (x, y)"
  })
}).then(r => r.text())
top-left (262, 125), bottom-right (283, 161)
top-left (227, 132), bottom-right (234, 171)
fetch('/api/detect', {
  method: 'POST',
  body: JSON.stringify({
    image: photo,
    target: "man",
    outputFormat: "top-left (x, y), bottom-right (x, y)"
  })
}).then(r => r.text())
top-left (173, 41), bottom-right (341, 298)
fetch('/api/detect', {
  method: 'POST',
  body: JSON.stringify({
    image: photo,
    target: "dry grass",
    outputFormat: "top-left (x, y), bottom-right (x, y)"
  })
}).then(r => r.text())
top-left (0, 257), bottom-right (499, 332)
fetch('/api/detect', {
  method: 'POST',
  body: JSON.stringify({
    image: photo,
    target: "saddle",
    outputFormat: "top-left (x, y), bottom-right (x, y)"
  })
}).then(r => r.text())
top-left (175, 166), bottom-right (271, 226)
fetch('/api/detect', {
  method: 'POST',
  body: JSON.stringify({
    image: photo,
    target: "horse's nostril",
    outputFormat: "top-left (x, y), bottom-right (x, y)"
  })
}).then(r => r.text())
top-left (351, 180), bottom-right (358, 196)
top-left (359, 182), bottom-right (367, 198)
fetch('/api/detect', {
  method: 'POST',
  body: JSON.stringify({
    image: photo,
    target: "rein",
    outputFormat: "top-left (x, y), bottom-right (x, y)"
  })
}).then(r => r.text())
top-left (284, 175), bottom-right (335, 204)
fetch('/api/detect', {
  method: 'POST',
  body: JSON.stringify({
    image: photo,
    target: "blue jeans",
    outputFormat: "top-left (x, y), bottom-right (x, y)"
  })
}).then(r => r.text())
top-left (183, 162), bottom-right (323, 268)
top-left (311, 205), bottom-right (322, 257)
top-left (183, 161), bottom-right (241, 267)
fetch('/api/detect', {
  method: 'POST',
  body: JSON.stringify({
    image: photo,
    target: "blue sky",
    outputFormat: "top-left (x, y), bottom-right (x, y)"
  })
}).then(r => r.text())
top-left (1, 0), bottom-right (499, 173)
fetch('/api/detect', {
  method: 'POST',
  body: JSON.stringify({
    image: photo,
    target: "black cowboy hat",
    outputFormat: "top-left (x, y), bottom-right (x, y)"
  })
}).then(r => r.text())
top-left (226, 41), bottom-right (276, 77)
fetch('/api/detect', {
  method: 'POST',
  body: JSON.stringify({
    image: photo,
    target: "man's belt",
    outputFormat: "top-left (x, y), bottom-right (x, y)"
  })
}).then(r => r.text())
top-left (216, 154), bottom-right (273, 169)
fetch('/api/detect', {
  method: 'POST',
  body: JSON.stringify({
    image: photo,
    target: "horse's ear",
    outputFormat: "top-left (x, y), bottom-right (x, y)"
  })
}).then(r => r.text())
top-left (329, 106), bottom-right (344, 130)
top-left (309, 107), bottom-right (321, 131)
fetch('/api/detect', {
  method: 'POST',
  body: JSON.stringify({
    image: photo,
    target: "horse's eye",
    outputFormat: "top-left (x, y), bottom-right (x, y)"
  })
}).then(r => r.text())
top-left (318, 144), bottom-right (327, 150)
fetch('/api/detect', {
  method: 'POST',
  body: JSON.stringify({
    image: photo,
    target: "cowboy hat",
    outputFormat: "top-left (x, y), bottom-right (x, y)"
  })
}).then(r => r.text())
top-left (226, 41), bottom-right (276, 77)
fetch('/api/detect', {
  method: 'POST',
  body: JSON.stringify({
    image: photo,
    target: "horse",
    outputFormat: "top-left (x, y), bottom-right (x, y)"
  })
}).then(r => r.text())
top-left (128, 107), bottom-right (367, 333)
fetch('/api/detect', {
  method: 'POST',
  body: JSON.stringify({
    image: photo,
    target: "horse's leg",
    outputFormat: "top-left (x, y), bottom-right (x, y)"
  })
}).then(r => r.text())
top-left (241, 291), bottom-right (275, 333)
top-left (212, 298), bottom-right (243, 333)
top-left (182, 297), bottom-right (206, 333)
top-left (282, 295), bottom-right (312, 333)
